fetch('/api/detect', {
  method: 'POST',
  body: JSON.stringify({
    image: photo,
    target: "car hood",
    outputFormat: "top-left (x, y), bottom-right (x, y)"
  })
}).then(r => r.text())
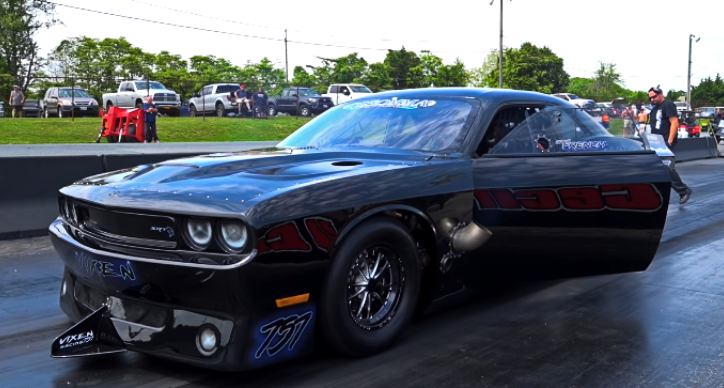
top-left (60, 147), bottom-right (437, 217)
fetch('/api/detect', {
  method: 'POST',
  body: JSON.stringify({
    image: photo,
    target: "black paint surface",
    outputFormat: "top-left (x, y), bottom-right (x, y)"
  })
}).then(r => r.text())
top-left (1, 158), bottom-right (723, 387)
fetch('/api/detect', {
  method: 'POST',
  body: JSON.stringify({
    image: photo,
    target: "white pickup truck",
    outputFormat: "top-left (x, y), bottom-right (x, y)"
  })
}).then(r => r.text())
top-left (102, 80), bottom-right (181, 116)
top-left (322, 84), bottom-right (373, 105)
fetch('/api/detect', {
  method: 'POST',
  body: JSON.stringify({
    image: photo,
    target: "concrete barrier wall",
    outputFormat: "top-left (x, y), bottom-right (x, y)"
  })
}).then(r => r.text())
top-left (0, 152), bottom-right (209, 240)
top-left (0, 142), bottom-right (720, 240)
top-left (675, 137), bottom-right (720, 162)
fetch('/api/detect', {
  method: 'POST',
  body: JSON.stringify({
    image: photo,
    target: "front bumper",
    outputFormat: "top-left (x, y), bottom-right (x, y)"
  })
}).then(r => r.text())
top-left (49, 219), bottom-right (316, 371)
top-left (61, 106), bottom-right (99, 116)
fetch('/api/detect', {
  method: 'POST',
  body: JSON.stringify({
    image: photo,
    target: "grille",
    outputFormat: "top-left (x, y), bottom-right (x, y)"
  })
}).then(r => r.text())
top-left (153, 93), bottom-right (177, 102)
top-left (61, 199), bottom-right (179, 249)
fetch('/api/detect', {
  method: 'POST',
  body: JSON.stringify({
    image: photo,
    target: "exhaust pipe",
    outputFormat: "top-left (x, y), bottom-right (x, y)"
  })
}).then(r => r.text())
top-left (451, 221), bottom-right (492, 253)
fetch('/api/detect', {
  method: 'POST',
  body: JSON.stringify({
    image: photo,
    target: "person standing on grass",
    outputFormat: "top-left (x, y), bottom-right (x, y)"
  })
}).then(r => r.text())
top-left (9, 85), bottom-right (25, 118)
top-left (601, 110), bottom-right (610, 129)
top-left (254, 87), bottom-right (268, 119)
top-left (143, 96), bottom-right (160, 143)
top-left (637, 108), bottom-right (648, 134)
top-left (648, 85), bottom-right (692, 204)
top-left (621, 105), bottom-right (635, 137)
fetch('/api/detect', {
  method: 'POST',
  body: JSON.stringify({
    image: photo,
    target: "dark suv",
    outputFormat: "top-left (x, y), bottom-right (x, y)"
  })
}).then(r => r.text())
top-left (42, 87), bottom-right (100, 118)
top-left (266, 87), bottom-right (334, 117)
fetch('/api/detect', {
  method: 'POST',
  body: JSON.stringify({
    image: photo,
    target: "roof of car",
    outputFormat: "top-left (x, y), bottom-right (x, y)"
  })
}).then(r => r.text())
top-left (368, 87), bottom-right (571, 106)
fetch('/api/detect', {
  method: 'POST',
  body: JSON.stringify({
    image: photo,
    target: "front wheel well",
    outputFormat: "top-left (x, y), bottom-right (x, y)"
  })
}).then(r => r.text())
top-left (334, 207), bottom-right (438, 313)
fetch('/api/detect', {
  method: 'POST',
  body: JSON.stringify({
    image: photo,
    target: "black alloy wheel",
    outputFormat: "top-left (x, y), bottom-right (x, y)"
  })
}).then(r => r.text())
top-left (319, 216), bottom-right (421, 357)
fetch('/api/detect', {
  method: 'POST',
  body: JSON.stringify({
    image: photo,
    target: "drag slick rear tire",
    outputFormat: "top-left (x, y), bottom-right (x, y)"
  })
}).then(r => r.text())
top-left (319, 216), bottom-right (421, 357)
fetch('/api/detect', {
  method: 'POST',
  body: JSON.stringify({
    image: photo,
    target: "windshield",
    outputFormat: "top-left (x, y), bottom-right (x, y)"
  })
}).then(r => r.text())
top-left (300, 89), bottom-right (320, 96)
top-left (351, 86), bottom-right (373, 93)
top-left (277, 96), bottom-right (481, 153)
top-left (568, 94), bottom-right (579, 100)
top-left (58, 89), bottom-right (91, 98)
top-left (135, 81), bottom-right (166, 90)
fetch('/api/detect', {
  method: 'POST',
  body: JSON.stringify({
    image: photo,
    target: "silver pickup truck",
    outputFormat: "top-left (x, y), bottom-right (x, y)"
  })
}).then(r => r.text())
top-left (102, 81), bottom-right (181, 116)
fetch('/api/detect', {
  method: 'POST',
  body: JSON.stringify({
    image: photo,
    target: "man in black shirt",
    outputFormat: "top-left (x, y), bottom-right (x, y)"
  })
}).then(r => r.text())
top-left (648, 86), bottom-right (692, 204)
top-left (254, 87), bottom-right (268, 119)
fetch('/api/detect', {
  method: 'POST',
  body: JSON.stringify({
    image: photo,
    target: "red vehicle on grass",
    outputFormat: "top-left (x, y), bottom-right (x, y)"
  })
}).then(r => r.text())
top-left (94, 106), bottom-right (146, 143)
top-left (678, 110), bottom-right (700, 138)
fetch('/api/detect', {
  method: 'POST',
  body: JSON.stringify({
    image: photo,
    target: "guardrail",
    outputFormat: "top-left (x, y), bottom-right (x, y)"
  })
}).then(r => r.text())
top-left (0, 152), bottom-right (209, 240)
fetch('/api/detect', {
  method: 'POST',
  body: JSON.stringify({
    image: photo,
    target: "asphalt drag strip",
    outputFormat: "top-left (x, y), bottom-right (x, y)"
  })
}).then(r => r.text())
top-left (1, 158), bottom-right (724, 388)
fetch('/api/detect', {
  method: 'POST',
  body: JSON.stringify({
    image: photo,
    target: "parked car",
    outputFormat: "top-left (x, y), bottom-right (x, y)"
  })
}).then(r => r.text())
top-left (22, 100), bottom-right (42, 117)
top-left (188, 83), bottom-right (244, 117)
top-left (42, 87), bottom-right (100, 118)
top-left (267, 87), bottom-right (334, 117)
top-left (674, 101), bottom-right (689, 113)
top-left (695, 107), bottom-right (716, 119)
top-left (322, 83), bottom-right (373, 105)
top-left (551, 93), bottom-right (595, 108)
top-left (49, 88), bottom-right (672, 371)
top-left (102, 81), bottom-right (181, 116)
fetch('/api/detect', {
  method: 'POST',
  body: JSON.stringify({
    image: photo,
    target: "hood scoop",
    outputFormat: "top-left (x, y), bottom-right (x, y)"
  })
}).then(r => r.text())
top-left (331, 161), bottom-right (363, 167)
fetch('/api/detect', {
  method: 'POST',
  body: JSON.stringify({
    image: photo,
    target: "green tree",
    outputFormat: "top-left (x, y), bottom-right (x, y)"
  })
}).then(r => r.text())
top-left (589, 62), bottom-right (622, 101)
top-left (690, 74), bottom-right (724, 107)
top-left (290, 65), bottom-right (317, 87)
top-left (0, 0), bottom-right (58, 110)
top-left (366, 62), bottom-right (392, 92)
top-left (485, 42), bottom-right (569, 93)
top-left (665, 89), bottom-right (685, 103)
top-left (467, 50), bottom-right (498, 87)
top-left (382, 47), bottom-right (420, 90)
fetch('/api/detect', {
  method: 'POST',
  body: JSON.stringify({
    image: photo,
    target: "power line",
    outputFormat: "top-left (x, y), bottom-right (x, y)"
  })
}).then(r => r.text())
top-left (50, 2), bottom-right (492, 55)
top-left (693, 62), bottom-right (720, 74)
top-left (124, 0), bottom-right (454, 46)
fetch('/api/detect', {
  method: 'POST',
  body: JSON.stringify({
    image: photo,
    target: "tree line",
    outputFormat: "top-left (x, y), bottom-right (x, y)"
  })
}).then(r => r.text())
top-left (2, 0), bottom-right (722, 114)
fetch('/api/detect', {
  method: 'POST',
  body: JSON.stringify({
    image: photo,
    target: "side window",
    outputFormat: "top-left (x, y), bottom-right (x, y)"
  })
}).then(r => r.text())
top-left (119, 82), bottom-right (127, 91)
top-left (282, 89), bottom-right (290, 97)
top-left (474, 105), bottom-right (542, 157)
top-left (218, 85), bottom-right (231, 94)
top-left (202, 86), bottom-right (212, 96)
top-left (488, 107), bottom-right (638, 155)
top-left (329, 85), bottom-right (338, 93)
top-left (340, 86), bottom-right (349, 94)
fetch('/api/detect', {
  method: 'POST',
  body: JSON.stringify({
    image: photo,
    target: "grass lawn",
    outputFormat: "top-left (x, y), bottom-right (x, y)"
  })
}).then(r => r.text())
top-left (0, 116), bottom-right (311, 144)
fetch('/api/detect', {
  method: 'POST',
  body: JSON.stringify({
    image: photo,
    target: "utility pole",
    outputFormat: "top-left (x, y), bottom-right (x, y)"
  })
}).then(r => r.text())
top-left (687, 34), bottom-right (699, 110)
top-left (284, 29), bottom-right (289, 83)
top-left (491, 0), bottom-right (510, 89)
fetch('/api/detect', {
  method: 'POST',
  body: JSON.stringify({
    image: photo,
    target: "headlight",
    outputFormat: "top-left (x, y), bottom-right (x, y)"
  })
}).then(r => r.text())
top-left (217, 220), bottom-right (248, 252)
top-left (90, 100), bottom-right (97, 106)
top-left (185, 219), bottom-right (213, 250)
top-left (308, 98), bottom-right (318, 103)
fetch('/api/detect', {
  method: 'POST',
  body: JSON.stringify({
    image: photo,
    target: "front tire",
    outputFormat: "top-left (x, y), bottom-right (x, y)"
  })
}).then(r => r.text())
top-left (58, 106), bottom-right (64, 118)
top-left (267, 104), bottom-right (276, 117)
top-left (43, 108), bottom-right (49, 118)
top-left (299, 105), bottom-right (310, 117)
top-left (189, 105), bottom-right (197, 117)
top-left (319, 216), bottom-right (421, 357)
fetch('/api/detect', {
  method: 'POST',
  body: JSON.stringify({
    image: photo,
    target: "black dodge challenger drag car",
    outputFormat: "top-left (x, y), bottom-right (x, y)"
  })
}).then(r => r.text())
top-left (49, 88), bottom-right (673, 371)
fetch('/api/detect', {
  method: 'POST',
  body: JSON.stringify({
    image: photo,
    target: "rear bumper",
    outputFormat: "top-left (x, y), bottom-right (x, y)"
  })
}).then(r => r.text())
top-left (49, 218), bottom-right (316, 371)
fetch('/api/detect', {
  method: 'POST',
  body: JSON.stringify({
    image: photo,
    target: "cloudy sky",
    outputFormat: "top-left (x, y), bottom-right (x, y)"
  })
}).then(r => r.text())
top-left (35, 0), bottom-right (722, 93)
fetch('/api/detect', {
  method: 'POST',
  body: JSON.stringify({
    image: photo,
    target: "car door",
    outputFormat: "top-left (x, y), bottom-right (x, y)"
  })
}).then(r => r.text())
top-left (328, 85), bottom-right (339, 105)
top-left (338, 86), bottom-right (352, 104)
top-left (47, 88), bottom-right (57, 114)
top-left (201, 86), bottom-right (213, 112)
top-left (467, 104), bottom-right (672, 279)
